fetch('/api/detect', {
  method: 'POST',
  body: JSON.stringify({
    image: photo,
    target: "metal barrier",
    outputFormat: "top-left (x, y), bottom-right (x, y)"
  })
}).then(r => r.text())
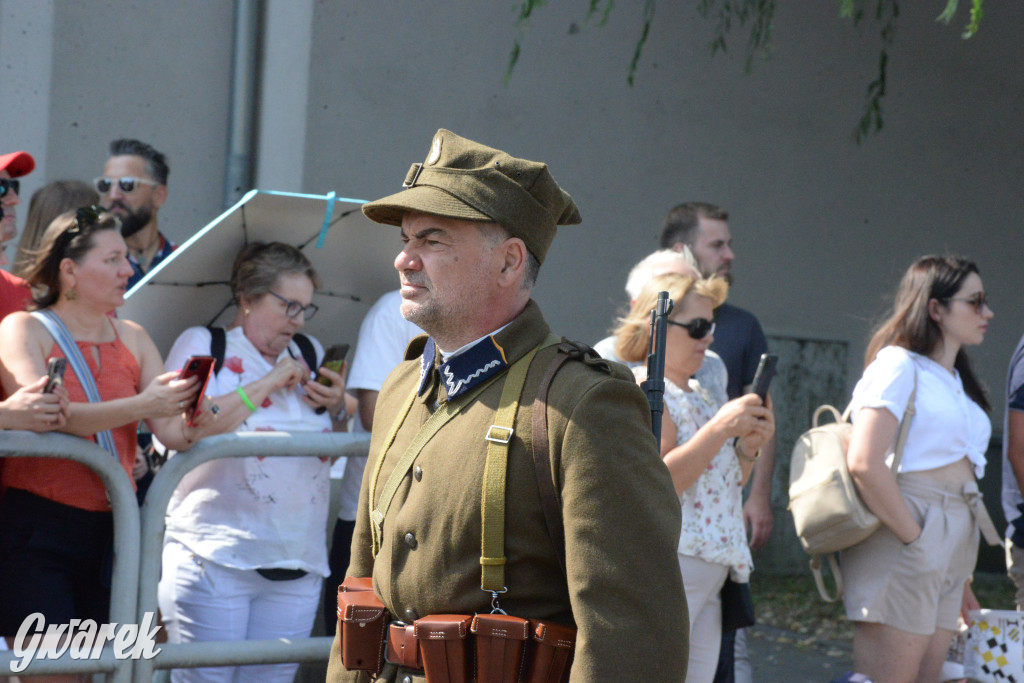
top-left (134, 431), bottom-right (369, 681)
top-left (0, 430), bottom-right (369, 682)
top-left (0, 431), bottom-right (140, 683)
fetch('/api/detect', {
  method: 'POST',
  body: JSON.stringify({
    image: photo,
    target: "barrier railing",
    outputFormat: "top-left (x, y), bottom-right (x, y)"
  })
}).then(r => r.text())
top-left (134, 431), bottom-right (369, 681)
top-left (0, 431), bottom-right (140, 683)
top-left (0, 430), bottom-right (370, 682)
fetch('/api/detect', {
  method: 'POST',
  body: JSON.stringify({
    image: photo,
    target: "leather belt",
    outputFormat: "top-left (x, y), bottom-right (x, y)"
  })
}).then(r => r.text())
top-left (386, 622), bottom-right (423, 670)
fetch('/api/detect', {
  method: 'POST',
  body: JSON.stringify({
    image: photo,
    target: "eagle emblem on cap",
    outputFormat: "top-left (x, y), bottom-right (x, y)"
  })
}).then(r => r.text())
top-left (426, 135), bottom-right (442, 165)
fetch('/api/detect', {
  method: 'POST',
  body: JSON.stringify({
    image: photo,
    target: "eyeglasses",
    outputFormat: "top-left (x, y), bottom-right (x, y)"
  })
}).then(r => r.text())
top-left (93, 176), bottom-right (159, 195)
top-left (944, 292), bottom-right (989, 313)
top-left (666, 317), bottom-right (716, 340)
top-left (267, 290), bottom-right (319, 321)
top-left (0, 178), bottom-right (20, 198)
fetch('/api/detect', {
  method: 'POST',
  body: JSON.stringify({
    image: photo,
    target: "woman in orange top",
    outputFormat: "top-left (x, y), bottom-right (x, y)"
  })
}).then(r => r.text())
top-left (0, 206), bottom-right (199, 679)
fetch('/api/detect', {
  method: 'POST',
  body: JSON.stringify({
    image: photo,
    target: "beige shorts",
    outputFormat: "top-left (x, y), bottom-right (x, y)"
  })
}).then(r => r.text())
top-left (841, 468), bottom-right (979, 635)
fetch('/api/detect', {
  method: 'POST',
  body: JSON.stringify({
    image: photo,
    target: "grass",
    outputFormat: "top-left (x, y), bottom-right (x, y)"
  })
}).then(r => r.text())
top-left (750, 571), bottom-right (1017, 646)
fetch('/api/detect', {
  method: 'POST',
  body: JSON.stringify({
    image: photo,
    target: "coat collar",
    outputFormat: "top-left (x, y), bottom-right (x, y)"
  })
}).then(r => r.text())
top-left (415, 300), bottom-right (550, 402)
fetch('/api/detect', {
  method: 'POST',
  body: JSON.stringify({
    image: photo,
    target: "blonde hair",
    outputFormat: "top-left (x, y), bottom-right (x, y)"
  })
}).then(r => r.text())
top-left (613, 272), bottom-right (728, 363)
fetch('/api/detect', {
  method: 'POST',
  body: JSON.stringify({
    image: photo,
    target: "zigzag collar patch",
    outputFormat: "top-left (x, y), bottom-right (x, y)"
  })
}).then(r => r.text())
top-left (417, 335), bottom-right (508, 400)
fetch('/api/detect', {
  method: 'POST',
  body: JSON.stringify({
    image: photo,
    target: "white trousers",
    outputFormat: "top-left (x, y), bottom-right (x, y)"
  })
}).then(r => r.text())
top-left (159, 539), bottom-right (322, 683)
top-left (678, 553), bottom-right (729, 683)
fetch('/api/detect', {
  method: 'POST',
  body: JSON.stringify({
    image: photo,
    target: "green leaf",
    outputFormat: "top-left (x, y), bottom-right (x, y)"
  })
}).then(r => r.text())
top-left (935, 0), bottom-right (958, 25)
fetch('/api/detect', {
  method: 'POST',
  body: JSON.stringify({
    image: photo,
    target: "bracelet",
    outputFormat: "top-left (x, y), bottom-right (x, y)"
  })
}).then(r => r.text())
top-left (735, 443), bottom-right (760, 463)
top-left (330, 405), bottom-right (348, 422)
top-left (236, 386), bottom-right (258, 412)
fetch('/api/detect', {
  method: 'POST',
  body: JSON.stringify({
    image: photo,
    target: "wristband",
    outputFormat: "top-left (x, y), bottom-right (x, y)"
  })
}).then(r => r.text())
top-left (237, 386), bottom-right (258, 412)
top-left (735, 443), bottom-right (760, 463)
top-left (330, 405), bottom-right (348, 422)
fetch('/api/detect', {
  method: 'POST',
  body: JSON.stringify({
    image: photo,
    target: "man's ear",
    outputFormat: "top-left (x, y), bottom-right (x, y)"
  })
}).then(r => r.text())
top-left (497, 237), bottom-right (527, 287)
top-left (152, 183), bottom-right (168, 210)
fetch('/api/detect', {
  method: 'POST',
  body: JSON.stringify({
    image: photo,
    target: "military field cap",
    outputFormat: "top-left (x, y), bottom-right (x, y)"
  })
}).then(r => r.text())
top-left (362, 129), bottom-right (581, 264)
top-left (0, 151), bottom-right (35, 178)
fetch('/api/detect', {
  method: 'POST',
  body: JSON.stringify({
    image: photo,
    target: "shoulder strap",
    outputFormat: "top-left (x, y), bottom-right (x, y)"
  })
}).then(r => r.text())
top-left (530, 339), bottom-right (607, 576)
top-left (30, 310), bottom-right (118, 457)
top-left (889, 370), bottom-right (917, 472)
top-left (291, 332), bottom-right (318, 371)
top-left (208, 326), bottom-right (226, 375)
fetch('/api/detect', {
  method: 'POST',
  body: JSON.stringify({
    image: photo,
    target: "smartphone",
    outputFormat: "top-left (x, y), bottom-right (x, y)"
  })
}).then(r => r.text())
top-left (316, 344), bottom-right (350, 387)
top-left (750, 353), bottom-right (778, 404)
top-left (43, 357), bottom-right (67, 394)
top-left (177, 355), bottom-right (215, 426)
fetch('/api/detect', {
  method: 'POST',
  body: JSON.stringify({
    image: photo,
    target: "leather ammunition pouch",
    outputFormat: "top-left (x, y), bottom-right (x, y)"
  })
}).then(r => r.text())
top-left (336, 577), bottom-right (388, 676)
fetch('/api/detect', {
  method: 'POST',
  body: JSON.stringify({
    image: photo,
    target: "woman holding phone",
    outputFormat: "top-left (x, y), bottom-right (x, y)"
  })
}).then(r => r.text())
top-left (614, 272), bottom-right (774, 681)
top-left (0, 206), bottom-right (199, 680)
top-left (157, 241), bottom-right (347, 683)
top-left (843, 255), bottom-right (993, 683)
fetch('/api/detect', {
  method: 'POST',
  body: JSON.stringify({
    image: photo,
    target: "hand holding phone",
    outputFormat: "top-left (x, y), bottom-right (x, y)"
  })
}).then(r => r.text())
top-left (44, 357), bottom-right (67, 394)
top-left (177, 355), bottom-right (215, 426)
top-left (750, 353), bottom-right (778, 405)
top-left (316, 344), bottom-right (350, 387)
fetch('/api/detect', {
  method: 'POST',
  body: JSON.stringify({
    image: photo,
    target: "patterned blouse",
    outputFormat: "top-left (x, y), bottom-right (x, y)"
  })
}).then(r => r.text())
top-left (636, 360), bottom-right (753, 581)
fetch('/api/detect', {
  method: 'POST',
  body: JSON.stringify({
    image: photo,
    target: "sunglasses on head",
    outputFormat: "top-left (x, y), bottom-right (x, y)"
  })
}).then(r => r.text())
top-left (944, 292), bottom-right (988, 313)
top-left (93, 176), bottom-right (159, 195)
top-left (0, 178), bottom-right (20, 199)
top-left (666, 317), bottom-right (716, 340)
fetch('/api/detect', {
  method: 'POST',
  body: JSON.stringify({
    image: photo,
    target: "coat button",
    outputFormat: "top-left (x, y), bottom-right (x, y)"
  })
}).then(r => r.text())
top-left (404, 532), bottom-right (417, 549)
top-left (402, 677), bottom-right (412, 683)
top-left (414, 465), bottom-right (423, 481)
top-left (404, 608), bottom-right (418, 621)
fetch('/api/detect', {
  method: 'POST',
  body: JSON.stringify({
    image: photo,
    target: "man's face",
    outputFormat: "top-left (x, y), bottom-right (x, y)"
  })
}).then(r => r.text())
top-left (691, 216), bottom-right (734, 284)
top-left (100, 155), bottom-right (164, 239)
top-left (0, 168), bottom-right (20, 265)
top-left (394, 212), bottom-right (502, 343)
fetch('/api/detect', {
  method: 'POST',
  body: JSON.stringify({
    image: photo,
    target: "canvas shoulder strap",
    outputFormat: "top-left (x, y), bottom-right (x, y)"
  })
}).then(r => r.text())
top-left (31, 309), bottom-right (118, 457)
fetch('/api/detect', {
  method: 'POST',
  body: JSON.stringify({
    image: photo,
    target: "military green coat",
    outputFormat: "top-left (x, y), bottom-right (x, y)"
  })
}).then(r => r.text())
top-left (326, 301), bottom-right (688, 682)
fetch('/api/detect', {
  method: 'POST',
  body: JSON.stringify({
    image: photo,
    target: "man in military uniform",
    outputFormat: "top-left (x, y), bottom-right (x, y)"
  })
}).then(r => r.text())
top-left (327, 129), bottom-right (688, 682)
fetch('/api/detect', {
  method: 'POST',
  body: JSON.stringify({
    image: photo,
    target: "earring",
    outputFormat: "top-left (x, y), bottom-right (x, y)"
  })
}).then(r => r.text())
top-left (244, 308), bottom-right (251, 315)
top-left (64, 287), bottom-right (79, 301)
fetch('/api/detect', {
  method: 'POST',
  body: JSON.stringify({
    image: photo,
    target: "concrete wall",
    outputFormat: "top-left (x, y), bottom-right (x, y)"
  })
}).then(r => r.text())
top-left (2, 0), bottom-right (1022, 427)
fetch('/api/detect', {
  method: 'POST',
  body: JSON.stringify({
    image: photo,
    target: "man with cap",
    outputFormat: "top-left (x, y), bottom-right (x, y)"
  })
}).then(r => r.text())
top-left (96, 138), bottom-right (175, 288)
top-left (0, 149), bottom-right (67, 430)
top-left (1, 151), bottom-right (35, 318)
top-left (326, 130), bottom-right (688, 682)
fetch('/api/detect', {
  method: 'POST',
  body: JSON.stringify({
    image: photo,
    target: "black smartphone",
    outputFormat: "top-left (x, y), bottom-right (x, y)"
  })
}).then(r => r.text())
top-left (316, 344), bottom-right (350, 387)
top-left (750, 353), bottom-right (778, 404)
top-left (177, 355), bottom-right (215, 426)
top-left (43, 357), bottom-right (67, 394)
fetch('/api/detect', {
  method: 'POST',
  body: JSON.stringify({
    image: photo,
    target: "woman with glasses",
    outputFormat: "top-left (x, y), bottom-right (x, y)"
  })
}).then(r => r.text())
top-left (842, 255), bottom-right (994, 683)
top-left (0, 206), bottom-right (200, 679)
top-left (614, 272), bottom-right (773, 681)
top-left (157, 241), bottom-right (347, 683)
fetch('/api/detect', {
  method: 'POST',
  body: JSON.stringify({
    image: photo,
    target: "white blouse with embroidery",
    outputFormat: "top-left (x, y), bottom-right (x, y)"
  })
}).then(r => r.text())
top-left (163, 326), bottom-right (332, 576)
top-left (635, 359), bottom-right (753, 582)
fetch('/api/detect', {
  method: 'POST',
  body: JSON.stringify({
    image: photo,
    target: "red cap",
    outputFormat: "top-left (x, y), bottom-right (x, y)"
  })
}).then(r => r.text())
top-left (0, 151), bottom-right (35, 178)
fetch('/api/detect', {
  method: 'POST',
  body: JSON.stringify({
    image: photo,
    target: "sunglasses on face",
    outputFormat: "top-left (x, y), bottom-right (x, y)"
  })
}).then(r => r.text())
top-left (945, 292), bottom-right (989, 313)
top-left (267, 290), bottom-right (319, 321)
top-left (93, 176), bottom-right (159, 195)
top-left (666, 317), bottom-right (716, 340)
top-left (0, 178), bottom-right (20, 199)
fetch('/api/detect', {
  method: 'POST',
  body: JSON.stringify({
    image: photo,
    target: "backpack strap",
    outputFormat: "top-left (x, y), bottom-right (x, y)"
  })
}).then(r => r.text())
top-left (290, 332), bottom-right (318, 372)
top-left (208, 326), bottom-right (227, 375)
top-left (809, 554), bottom-right (843, 603)
top-left (530, 339), bottom-right (611, 575)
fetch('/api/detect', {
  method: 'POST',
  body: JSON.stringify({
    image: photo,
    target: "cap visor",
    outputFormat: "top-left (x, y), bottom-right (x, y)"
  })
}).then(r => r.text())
top-left (362, 185), bottom-right (492, 226)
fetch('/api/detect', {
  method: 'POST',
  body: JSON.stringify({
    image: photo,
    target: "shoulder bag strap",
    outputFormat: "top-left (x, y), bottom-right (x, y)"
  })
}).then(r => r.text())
top-left (208, 326), bottom-right (226, 375)
top-left (889, 370), bottom-right (918, 472)
top-left (30, 309), bottom-right (118, 457)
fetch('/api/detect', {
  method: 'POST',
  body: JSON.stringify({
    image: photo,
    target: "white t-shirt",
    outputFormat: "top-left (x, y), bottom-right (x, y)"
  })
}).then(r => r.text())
top-left (332, 289), bottom-right (423, 520)
top-left (163, 325), bottom-right (332, 576)
top-left (850, 345), bottom-right (990, 478)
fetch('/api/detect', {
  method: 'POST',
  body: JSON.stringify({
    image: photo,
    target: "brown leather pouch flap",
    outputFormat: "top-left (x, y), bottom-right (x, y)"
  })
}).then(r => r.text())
top-left (414, 614), bottom-right (473, 640)
top-left (386, 623), bottom-right (422, 670)
top-left (472, 614), bottom-right (529, 683)
top-left (529, 619), bottom-right (576, 649)
top-left (337, 589), bottom-right (387, 624)
top-left (339, 576), bottom-right (374, 593)
top-left (471, 613), bottom-right (530, 640)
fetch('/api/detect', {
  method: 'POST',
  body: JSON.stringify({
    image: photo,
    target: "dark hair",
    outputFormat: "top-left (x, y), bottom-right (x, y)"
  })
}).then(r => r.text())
top-left (659, 202), bottom-right (729, 250)
top-left (24, 207), bottom-right (122, 310)
top-left (109, 138), bottom-right (169, 185)
top-left (230, 242), bottom-right (321, 303)
top-left (865, 254), bottom-right (990, 412)
top-left (476, 222), bottom-right (541, 289)
top-left (12, 180), bottom-right (100, 278)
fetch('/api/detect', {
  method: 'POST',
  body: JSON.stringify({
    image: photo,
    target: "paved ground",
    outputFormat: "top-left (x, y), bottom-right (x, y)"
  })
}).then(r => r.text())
top-left (746, 624), bottom-right (854, 681)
